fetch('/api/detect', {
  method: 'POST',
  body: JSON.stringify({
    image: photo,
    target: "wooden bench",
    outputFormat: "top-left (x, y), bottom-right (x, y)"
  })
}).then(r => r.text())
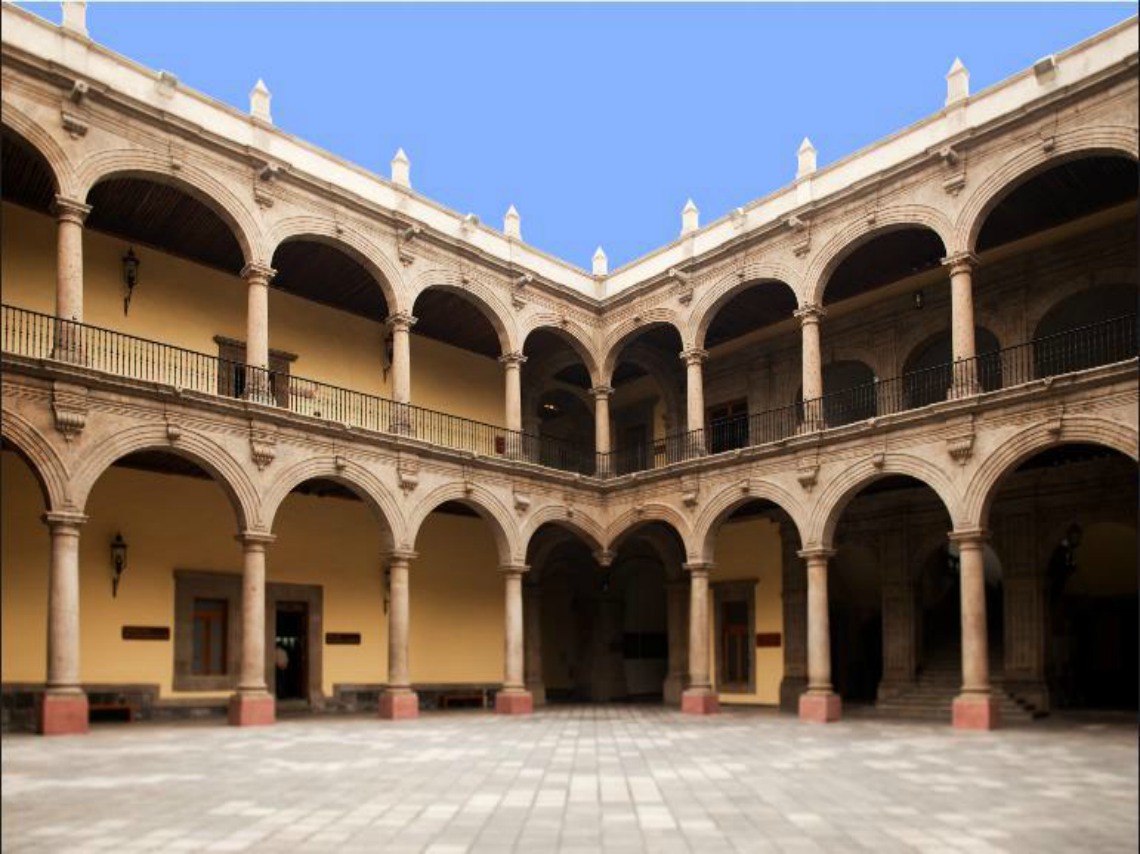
top-left (439, 689), bottom-right (486, 709)
top-left (88, 701), bottom-right (138, 722)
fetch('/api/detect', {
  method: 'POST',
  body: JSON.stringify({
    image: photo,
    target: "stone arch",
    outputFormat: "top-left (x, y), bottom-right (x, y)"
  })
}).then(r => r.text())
top-left (0, 98), bottom-right (78, 198)
top-left (690, 268), bottom-right (801, 351)
top-left (267, 216), bottom-right (406, 315)
top-left (804, 206), bottom-right (954, 307)
top-left (603, 505), bottom-right (694, 561)
top-left (619, 343), bottom-right (686, 431)
top-left (963, 417), bottom-right (1139, 530)
top-left (520, 506), bottom-right (605, 558)
top-left (70, 426), bottom-right (260, 533)
top-left (599, 308), bottom-right (685, 382)
top-left (521, 318), bottom-right (601, 387)
top-left (75, 148), bottom-right (263, 265)
top-left (1024, 266), bottom-right (1138, 341)
top-left (260, 456), bottom-right (404, 550)
top-left (693, 480), bottom-right (808, 564)
top-left (409, 267), bottom-right (520, 355)
top-left (956, 127), bottom-right (1139, 253)
top-left (405, 483), bottom-right (520, 565)
top-left (806, 453), bottom-right (963, 548)
top-left (0, 407), bottom-right (70, 513)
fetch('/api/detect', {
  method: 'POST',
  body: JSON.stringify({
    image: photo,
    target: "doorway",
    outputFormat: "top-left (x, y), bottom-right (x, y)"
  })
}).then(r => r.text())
top-left (274, 601), bottom-right (309, 701)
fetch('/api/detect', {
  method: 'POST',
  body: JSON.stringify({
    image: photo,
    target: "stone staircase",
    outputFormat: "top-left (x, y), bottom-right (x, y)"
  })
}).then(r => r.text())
top-left (874, 644), bottom-right (1044, 723)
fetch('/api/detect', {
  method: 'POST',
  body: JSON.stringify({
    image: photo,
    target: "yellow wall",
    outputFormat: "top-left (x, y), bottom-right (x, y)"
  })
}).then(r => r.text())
top-left (1, 202), bottom-right (504, 427)
top-left (708, 515), bottom-right (784, 705)
top-left (1, 450), bottom-right (507, 698)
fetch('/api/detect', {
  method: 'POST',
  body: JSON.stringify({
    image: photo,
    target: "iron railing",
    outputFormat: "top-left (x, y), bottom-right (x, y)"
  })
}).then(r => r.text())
top-left (2, 305), bottom-right (1134, 479)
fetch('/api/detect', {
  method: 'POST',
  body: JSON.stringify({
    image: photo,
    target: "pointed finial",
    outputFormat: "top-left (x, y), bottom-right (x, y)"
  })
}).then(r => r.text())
top-left (61, 1), bottom-right (88, 36)
top-left (946, 57), bottom-right (969, 106)
top-left (681, 199), bottom-right (699, 236)
top-left (797, 137), bottom-right (817, 179)
top-left (250, 79), bottom-right (272, 123)
top-left (592, 246), bottom-right (608, 277)
top-left (504, 204), bottom-right (521, 239)
top-left (391, 148), bottom-right (411, 188)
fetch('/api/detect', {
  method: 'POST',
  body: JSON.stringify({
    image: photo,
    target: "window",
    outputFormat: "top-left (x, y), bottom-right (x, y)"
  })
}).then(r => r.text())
top-left (713, 581), bottom-right (756, 693)
top-left (214, 336), bottom-right (296, 407)
top-left (707, 398), bottom-right (749, 453)
top-left (192, 598), bottom-right (228, 676)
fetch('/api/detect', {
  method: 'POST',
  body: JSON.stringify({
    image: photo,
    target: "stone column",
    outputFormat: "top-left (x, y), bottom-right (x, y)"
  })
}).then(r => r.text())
top-left (795, 304), bottom-right (826, 430)
top-left (380, 550), bottom-right (419, 719)
top-left (242, 263), bottom-right (276, 405)
top-left (591, 385), bottom-right (613, 476)
top-left (950, 529), bottom-right (999, 729)
top-left (663, 579), bottom-right (689, 706)
top-left (681, 562), bottom-right (718, 714)
top-left (496, 563), bottom-right (533, 714)
top-left (524, 580), bottom-right (546, 705)
top-left (500, 352), bottom-right (526, 457)
top-left (229, 531), bottom-right (276, 726)
top-left (944, 252), bottom-right (980, 398)
top-left (386, 312), bottom-right (416, 434)
top-left (39, 511), bottom-right (89, 735)
top-left (778, 520), bottom-right (807, 713)
top-left (799, 547), bottom-right (841, 722)
top-left (51, 196), bottom-right (91, 363)
top-left (680, 349), bottom-right (708, 454)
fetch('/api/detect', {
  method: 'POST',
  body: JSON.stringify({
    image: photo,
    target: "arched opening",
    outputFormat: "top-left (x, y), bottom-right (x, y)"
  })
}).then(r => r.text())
top-left (796, 360), bottom-right (877, 427)
top-left (523, 328), bottom-right (597, 474)
top-left (1032, 284), bottom-right (1137, 379)
top-left (823, 228), bottom-right (947, 308)
top-left (2, 127), bottom-right (62, 318)
top-left (1, 127), bottom-right (57, 213)
top-left (902, 327), bottom-right (1002, 409)
top-left (986, 443), bottom-right (1137, 715)
top-left (411, 288), bottom-right (506, 427)
top-left (605, 324), bottom-right (684, 474)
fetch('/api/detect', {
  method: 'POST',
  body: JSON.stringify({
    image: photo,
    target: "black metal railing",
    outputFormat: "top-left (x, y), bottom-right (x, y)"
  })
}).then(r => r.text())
top-left (2, 305), bottom-right (1134, 480)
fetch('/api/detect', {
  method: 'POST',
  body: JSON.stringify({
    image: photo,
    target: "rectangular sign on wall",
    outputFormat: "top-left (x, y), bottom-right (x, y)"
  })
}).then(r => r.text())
top-left (325, 632), bottom-right (362, 645)
top-left (121, 626), bottom-right (171, 641)
top-left (755, 633), bottom-right (782, 648)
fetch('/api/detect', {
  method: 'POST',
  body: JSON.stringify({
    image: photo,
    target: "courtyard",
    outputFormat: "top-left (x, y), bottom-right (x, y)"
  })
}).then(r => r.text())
top-left (2, 707), bottom-right (1137, 853)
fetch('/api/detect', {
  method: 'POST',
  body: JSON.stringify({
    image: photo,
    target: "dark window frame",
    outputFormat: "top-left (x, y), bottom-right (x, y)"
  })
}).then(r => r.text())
top-left (712, 579), bottom-right (757, 694)
top-left (173, 570), bottom-right (242, 692)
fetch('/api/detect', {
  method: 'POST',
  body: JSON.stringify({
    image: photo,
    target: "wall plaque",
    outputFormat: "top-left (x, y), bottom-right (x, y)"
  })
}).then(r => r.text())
top-left (122, 626), bottom-right (170, 641)
top-left (325, 632), bottom-right (361, 646)
top-left (755, 632), bottom-right (782, 648)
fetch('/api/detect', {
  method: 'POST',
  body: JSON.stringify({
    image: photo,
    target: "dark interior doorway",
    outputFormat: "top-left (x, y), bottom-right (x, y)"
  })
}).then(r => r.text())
top-left (275, 602), bottom-right (309, 701)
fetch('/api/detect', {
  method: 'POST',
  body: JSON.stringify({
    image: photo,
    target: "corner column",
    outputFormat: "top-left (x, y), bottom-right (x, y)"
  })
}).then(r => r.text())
top-left (39, 511), bottom-right (89, 735)
top-left (386, 312), bottom-right (416, 434)
top-left (591, 385), bottom-right (613, 475)
top-left (795, 304), bottom-right (826, 431)
top-left (951, 529), bottom-right (999, 729)
top-left (663, 579), bottom-right (689, 706)
top-left (500, 352), bottom-right (527, 457)
top-left (944, 252), bottom-right (980, 398)
top-left (242, 263), bottom-right (277, 405)
top-left (496, 563), bottom-right (533, 714)
top-left (798, 547), bottom-right (841, 722)
top-left (380, 550), bottom-right (419, 719)
top-left (680, 349), bottom-right (708, 454)
top-left (681, 561), bottom-right (718, 714)
top-left (52, 196), bottom-right (92, 363)
top-left (229, 531), bottom-right (276, 726)
top-left (524, 579), bottom-right (546, 705)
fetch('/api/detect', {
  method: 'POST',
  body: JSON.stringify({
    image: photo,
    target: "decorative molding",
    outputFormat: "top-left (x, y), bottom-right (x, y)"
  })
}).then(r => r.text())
top-left (51, 382), bottom-right (88, 440)
top-left (249, 424), bottom-right (277, 470)
top-left (681, 475), bottom-right (699, 508)
top-left (397, 455), bottom-right (419, 493)
top-left (60, 109), bottom-right (88, 139)
top-left (513, 490), bottom-right (531, 515)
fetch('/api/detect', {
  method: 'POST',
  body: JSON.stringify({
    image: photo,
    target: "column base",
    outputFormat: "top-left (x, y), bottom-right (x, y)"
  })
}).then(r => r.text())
top-left (681, 688), bottom-right (719, 715)
top-left (494, 689), bottom-right (533, 715)
top-left (228, 691), bottom-right (276, 727)
top-left (798, 691), bottom-right (842, 723)
top-left (379, 690), bottom-right (419, 720)
top-left (39, 691), bottom-right (89, 736)
top-left (952, 693), bottom-right (1000, 730)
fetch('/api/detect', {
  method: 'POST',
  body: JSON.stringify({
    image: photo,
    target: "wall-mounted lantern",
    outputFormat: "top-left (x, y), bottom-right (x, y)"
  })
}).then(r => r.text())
top-left (913, 290), bottom-right (925, 310)
top-left (110, 532), bottom-right (128, 597)
top-left (122, 247), bottom-right (141, 315)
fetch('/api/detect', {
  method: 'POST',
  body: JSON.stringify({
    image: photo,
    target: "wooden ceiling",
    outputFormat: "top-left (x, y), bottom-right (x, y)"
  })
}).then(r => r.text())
top-left (412, 288), bottom-right (502, 359)
top-left (978, 156), bottom-right (1138, 251)
top-left (272, 239), bottom-right (389, 322)
top-left (824, 228), bottom-right (946, 306)
top-left (1, 129), bottom-right (55, 212)
top-left (705, 283), bottom-right (798, 349)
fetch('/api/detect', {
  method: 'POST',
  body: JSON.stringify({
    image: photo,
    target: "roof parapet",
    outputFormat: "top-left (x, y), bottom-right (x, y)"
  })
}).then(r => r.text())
top-left (250, 78), bottom-right (272, 124)
top-left (391, 148), bottom-right (411, 188)
top-left (946, 57), bottom-right (969, 106)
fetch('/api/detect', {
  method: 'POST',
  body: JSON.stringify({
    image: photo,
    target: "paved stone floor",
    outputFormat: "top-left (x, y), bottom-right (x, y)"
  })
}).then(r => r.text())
top-left (2, 706), bottom-right (1137, 853)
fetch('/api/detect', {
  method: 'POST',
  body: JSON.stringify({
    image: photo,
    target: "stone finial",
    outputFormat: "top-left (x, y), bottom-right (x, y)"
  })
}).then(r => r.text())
top-left (681, 199), bottom-right (699, 235)
top-left (61, 1), bottom-right (87, 37)
top-left (504, 204), bottom-right (521, 239)
top-left (391, 148), bottom-right (411, 188)
top-left (946, 57), bottom-right (969, 106)
top-left (797, 137), bottom-right (817, 179)
top-left (250, 79), bottom-right (272, 123)
top-left (592, 246), bottom-right (608, 277)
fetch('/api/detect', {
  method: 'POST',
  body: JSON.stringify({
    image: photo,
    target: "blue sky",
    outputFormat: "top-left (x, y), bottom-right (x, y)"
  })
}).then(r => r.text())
top-left (17, 2), bottom-right (1135, 269)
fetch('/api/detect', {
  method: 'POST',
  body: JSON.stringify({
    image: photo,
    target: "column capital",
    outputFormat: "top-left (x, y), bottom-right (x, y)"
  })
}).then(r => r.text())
top-left (498, 351), bottom-right (527, 367)
top-left (593, 549), bottom-right (615, 568)
top-left (386, 549), bottom-right (419, 567)
top-left (797, 546), bottom-right (836, 561)
top-left (499, 562), bottom-right (530, 577)
top-left (385, 311), bottom-right (417, 332)
top-left (240, 262), bottom-right (276, 287)
top-left (941, 252), bottom-right (979, 275)
top-left (948, 528), bottom-right (988, 547)
top-left (793, 303), bottom-right (826, 324)
top-left (682, 560), bottom-right (714, 575)
top-left (236, 530), bottom-right (276, 546)
top-left (42, 511), bottom-right (88, 531)
top-left (680, 348), bottom-right (708, 366)
top-left (52, 195), bottom-right (91, 225)
top-left (590, 385), bottom-right (614, 400)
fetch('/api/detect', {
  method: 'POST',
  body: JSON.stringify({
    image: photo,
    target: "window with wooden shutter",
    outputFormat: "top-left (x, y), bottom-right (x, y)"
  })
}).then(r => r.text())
top-left (213, 336), bottom-right (296, 407)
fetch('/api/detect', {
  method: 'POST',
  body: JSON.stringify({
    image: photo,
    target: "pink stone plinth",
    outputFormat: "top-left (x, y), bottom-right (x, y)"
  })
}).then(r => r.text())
top-left (379, 691), bottom-right (419, 720)
top-left (799, 692), bottom-right (842, 723)
top-left (228, 692), bottom-right (276, 727)
top-left (681, 689), bottom-right (720, 715)
top-left (953, 694), bottom-right (1000, 730)
top-left (39, 692), bottom-right (89, 735)
top-left (494, 691), bottom-right (533, 715)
